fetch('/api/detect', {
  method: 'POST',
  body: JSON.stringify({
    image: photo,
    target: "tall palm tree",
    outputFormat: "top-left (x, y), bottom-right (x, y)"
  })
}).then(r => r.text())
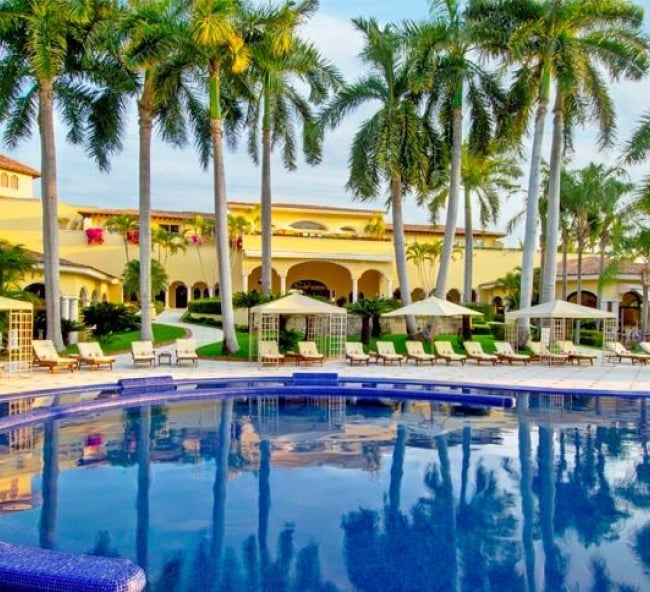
top-left (152, 227), bottom-right (186, 264)
top-left (321, 17), bottom-right (440, 336)
top-left (410, 0), bottom-right (507, 300)
top-left (244, 0), bottom-right (341, 296)
top-left (471, 0), bottom-right (649, 305)
top-left (120, 0), bottom-right (209, 339)
top-left (0, 0), bottom-right (129, 350)
top-left (428, 144), bottom-right (520, 302)
top-left (0, 240), bottom-right (37, 297)
top-left (189, 0), bottom-right (250, 354)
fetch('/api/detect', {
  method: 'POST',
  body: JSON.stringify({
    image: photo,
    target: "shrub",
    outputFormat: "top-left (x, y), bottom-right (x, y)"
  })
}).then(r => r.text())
top-left (463, 302), bottom-right (493, 322)
top-left (82, 302), bottom-right (139, 338)
top-left (279, 328), bottom-right (302, 353)
top-left (579, 330), bottom-right (602, 347)
top-left (489, 322), bottom-right (506, 341)
top-left (188, 298), bottom-right (221, 315)
top-left (471, 324), bottom-right (492, 335)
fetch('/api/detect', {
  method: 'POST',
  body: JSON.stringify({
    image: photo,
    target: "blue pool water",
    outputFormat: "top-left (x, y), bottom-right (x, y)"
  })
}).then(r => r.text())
top-left (1, 387), bottom-right (650, 591)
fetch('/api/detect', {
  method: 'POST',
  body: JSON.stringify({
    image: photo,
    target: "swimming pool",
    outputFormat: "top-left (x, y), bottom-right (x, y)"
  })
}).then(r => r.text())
top-left (1, 375), bottom-right (649, 591)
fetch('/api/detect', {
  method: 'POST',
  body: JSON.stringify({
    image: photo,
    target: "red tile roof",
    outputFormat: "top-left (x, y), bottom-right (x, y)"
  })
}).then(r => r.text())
top-left (557, 256), bottom-right (644, 276)
top-left (0, 154), bottom-right (40, 178)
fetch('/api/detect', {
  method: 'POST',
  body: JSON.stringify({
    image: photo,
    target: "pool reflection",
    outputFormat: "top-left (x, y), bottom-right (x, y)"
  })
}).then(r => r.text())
top-left (0, 394), bottom-right (649, 591)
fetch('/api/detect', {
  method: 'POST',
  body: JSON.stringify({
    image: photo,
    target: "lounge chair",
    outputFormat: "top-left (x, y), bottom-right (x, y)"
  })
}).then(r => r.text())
top-left (405, 341), bottom-right (438, 365)
top-left (77, 342), bottom-right (115, 370)
top-left (175, 338), bottom-right (198, 366)
top-left (556, 340), bottom-right (598, 366)
top-left (463, 341), bottom-right (498, 365)
top-left (259, 340), bottom-right (285, 366)
top-left (345, 342), bottom-right (371, 365)
top-left (297, 341), bottom-right (325, 366)
top-left (434, 341), bottom-right (466, 366)
top-left (494, 341), bottom-right (530, 365)
top-left (605, 341), bottom-right (650, 364)
top-left (131, 340), bottom-right (156, 367)
top-left (526, 341), bottom-right (568, 364)
top-left (638, 342), bottom-right (650, 356)
top-left (375, 341), bottom-right (405, 365)
top-left (32, 339), bottom-right (78, 373)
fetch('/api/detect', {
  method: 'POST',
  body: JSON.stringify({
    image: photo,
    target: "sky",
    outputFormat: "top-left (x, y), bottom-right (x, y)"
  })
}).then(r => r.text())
top-left (4, 0), bottom-right (650, 245)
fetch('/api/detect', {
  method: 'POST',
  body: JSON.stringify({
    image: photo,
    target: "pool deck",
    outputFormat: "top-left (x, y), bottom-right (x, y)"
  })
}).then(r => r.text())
top-left (2, 309), bottom-right (649, 397)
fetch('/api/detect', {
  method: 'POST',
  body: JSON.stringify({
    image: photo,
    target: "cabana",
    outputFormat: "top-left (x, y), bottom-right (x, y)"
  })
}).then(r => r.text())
top-left (249, 293), bottom-right (347, 367)
top-left (0, 296), bottom-right (34, 376)
top-left (505, 299), bottom-right (616, 365)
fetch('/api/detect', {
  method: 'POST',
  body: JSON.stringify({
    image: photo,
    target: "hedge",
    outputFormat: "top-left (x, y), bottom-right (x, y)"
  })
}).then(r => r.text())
top-left (188, 298), bottom-right (221, 315)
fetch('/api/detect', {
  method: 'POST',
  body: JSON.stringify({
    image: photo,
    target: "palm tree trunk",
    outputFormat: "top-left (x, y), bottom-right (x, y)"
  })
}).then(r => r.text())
top-left (261, 90), bottom-right (273, 295)
top-left (136, 408), bottom-right (151, 572)
top-left (212, 400), bottom-right (233, 584)
top-left (210, 62), bottom-right (238, 354)
top-left (38, 80), bottom-right (64, 349)
top-left (541, 91), bottom-right (564, 303)
top-left (138, 79), bottom-right (154, 341)
top-left (561, 232), bottom-right (568, 300)
top-left (391, 175), bottom-right (417, 336)
top-left (463, 185), bottom-right (473, 303)
top-left (435, 106), bottom-right (463, 299)
top-left (39, 419), bottom-right (59, 549)
top-left (520, 95), bottom-right (548, 340)
top-left (596, 234), bottom-right (608, 309)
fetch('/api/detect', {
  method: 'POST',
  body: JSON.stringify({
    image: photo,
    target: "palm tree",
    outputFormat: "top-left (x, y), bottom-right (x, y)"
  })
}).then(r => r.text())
top-left (0, 240), bottom-right (37, 297)
top-left (122, 258), bottom-right (168, 305)
top-left (321, 17), bottom-right (440, 337)
top-left (105, 213), bottom-right (139, 263)
top-left (244, 0), bottom-right (341, 296)
top-left (411, 0), bottom-right (507, 301)
top-left (152, 227), bottom-right (186, 265)
top-left (428, 144), bottom-right (520, 302)
top-left (120, 0), bottom-right (209, 341)
top-left (406, 240), bottom-right (445, 297)
top-left (186, 214), bottom-right (214, 289)
top-left (469, 0), bottom-right (649, 309)
top-left (0, 0), bottom-right (129, 350)
top-left (189, 0), bottom-right (250, 355)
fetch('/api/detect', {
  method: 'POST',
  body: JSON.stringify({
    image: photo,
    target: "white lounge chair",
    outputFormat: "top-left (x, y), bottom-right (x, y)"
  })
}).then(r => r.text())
top-left (463, 341), bottom-right (498, 366)
top-left (494, 341), bottom-right (530, 365)
top-left (605, 341), bottom-right (650, 364)
top-left (526, 341), bottom-right (568, 364)
top-left (375, 341), bottom-right (404, 365)
top-left (259, 340), bottom-right (284, 366)
top-left (175, 338), bottom-right (198, 366)
top-left (32, 340), bottom-right (78, 373)
top-left (77, 342), bottom-right (115, 370)
top-left (131, 340), bottom-right (156, 367)
top-left (556, 340), bottom-right (597, 365)
top-left (345, 342), bottom-right (371, 365)
top-left (434, 341), bottom-right (466, 366)
top-left (297, 341), bottom-right (325, 365)
top-left (405, 341), bottom-right (438, 365)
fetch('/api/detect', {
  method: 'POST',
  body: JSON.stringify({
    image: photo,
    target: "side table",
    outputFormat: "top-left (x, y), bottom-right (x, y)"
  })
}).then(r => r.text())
top-left (157, 351), bottom-right (173, 366)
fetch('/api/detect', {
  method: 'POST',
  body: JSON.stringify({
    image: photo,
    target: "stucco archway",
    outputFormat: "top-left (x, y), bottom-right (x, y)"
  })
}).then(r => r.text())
top-left (286, 261), bottom-right (352, 303)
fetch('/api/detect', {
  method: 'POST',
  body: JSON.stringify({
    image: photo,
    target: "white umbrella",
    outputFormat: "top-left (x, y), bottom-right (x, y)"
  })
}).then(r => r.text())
top-left (382, 295), bottom-right (481, 318)
top-left (505, 299), bottom-right (615, 320)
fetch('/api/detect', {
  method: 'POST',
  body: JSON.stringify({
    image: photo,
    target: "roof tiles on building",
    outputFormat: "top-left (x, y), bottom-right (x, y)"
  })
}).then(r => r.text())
top-left (0, 154), bottom-right (41, 178)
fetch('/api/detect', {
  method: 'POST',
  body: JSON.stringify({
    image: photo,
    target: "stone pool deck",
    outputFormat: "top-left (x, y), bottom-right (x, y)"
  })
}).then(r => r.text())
top-left (1, 308), bottom-right (649, 397)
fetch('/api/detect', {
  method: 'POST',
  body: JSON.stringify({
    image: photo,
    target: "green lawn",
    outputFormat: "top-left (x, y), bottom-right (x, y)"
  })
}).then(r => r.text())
top-left (69, 323), bottom-right (188, 354)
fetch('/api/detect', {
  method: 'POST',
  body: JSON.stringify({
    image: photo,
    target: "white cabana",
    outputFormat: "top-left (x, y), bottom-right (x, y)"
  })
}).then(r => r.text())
top-left (505, 299), bottom-right (616, 364)
top-left (0, 296), bottom-right (34, 375)
top-left (249, 293), bottom-right (347, 366)
top-left (383, 295), bottom-right (482, 318)
top-left (505, 299), bottom-right (615, 320)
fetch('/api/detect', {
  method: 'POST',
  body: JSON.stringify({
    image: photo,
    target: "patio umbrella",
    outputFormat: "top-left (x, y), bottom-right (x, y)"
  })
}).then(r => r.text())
top-left (382, 295), bottom-right (481, 318)
top-left (505, 299), bottom-right (615, 320)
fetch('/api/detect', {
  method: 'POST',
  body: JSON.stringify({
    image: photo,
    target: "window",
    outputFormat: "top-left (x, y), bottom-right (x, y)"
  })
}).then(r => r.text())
top-left (9, 175), bottom-right (18, 190)
top-left (159, 223), bottom-right (180, 233)
top-left (289, 220), bottom-right (327, 231)
top-left (0, 173), bottom-right (7, 188)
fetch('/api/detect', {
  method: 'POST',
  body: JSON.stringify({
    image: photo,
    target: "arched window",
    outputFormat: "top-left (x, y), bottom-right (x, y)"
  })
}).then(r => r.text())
top-left (0, 173), bottom-right (8, 188)
top-left (291, 279), bottom-right (329, 299)
top-left (446, 288), bottom-right (461, 304)
top-left (9, 175), bottom-right (18, 190)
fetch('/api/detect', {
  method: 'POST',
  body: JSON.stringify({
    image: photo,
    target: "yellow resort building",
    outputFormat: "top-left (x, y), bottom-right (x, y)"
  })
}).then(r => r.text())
top-left (0, 153), bottom-right (644, 331)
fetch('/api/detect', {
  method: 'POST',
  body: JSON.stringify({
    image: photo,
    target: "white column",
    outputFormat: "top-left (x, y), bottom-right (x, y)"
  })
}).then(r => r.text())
top-left (386, 279), bottom-right (393, 299)
top-left (351, 277), bottom-right (359, 303)
top-left (280, 276), bottom-right (286, 294)
top-left (60, 296), bottom-right (71, 321)
top-left (241, 273), bottom-right (248, 293)
top-left (68, 298), bottom-right (80, 345)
